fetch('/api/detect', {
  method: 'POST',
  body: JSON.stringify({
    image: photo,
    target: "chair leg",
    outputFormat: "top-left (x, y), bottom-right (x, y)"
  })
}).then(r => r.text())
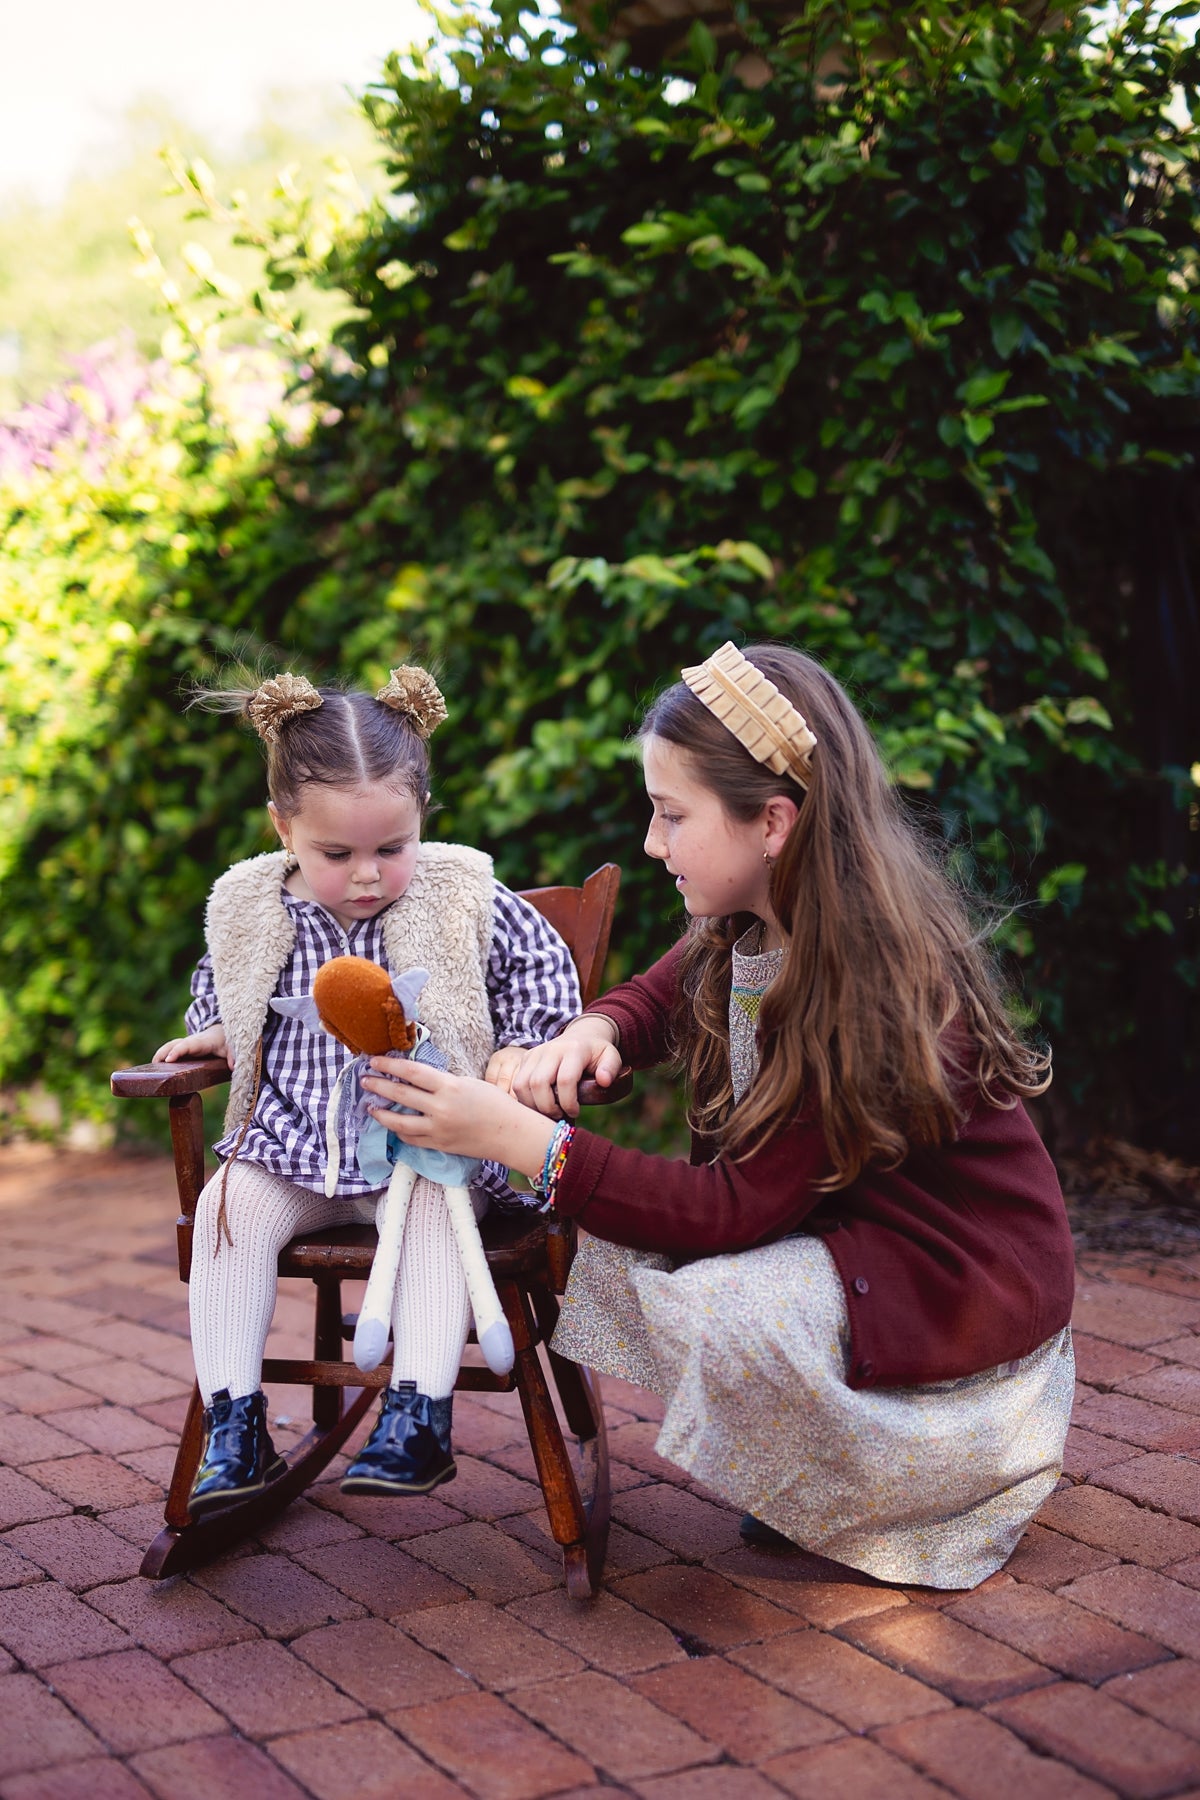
top-left (161, 1383), bottom-right (206, 1531)
top-left (499, 1279), bottom-right (610, 1601)
top-left (528, 1279), bottom-right (612, 1595)
top-left (527, 1282), bottom-right (605, 1442)
top-left (313, 1276), bottom-right (345, 1430)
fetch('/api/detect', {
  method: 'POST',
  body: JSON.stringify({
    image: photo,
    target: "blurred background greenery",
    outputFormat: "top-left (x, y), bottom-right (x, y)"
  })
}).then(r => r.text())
top-left (2, 0), bottom-right (1197, 1161)
top-left (0, 93), bottom-right (384, 414)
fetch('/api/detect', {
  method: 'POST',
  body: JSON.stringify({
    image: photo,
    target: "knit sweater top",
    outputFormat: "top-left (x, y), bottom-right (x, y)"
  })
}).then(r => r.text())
top-left (555, 938), bottom-right (1075, 1390)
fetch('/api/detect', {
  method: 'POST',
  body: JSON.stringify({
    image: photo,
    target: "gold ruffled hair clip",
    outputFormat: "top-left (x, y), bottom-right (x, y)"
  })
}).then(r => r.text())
top-left (246, 674), bottom-right (323, 744)
top-left (245, 666), bottom-right (448, 744)
top-left (375, 665), bottom-right (448, 739)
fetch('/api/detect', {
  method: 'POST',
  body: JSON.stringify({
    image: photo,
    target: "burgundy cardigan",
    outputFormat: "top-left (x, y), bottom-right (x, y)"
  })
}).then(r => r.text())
top-left (553, 940), bottom-right (1075, 1390)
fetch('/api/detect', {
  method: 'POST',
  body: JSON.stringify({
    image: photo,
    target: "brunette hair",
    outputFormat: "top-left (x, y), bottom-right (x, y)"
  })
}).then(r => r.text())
top-left (644, 643), bottom-right (1049, 1188)
top-left (191, 680), bottom-right (433, 819)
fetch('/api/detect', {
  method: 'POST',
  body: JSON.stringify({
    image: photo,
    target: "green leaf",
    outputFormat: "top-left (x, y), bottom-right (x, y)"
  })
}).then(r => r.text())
top-left (971, 705), bottom-right (1006, 744)
top-left (1065, 696), bottom-right (1114, 730)
top-left (733, 540), bottom-right (774, 580)
top-left (962, 370), bottom-right (1011, 407)
top-left (621, 554), bottom-right (689, 588)
top-left (990, 310), bottom-right (1024, 360)
top-left (621, 221), bottom-right (674, 248)
top-left (1037, 864), bottom-right (1088, 904)
top-left (687, 18), bottom-right (718, 68)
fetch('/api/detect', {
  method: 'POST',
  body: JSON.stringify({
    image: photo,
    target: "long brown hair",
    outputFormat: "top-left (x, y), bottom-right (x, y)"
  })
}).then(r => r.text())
top-left (643, 644), bottom-right (1050, 1188)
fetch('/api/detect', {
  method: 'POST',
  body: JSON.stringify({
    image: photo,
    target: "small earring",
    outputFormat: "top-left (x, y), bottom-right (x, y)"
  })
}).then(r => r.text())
top-left (763, 849), bottom-right (773, 867)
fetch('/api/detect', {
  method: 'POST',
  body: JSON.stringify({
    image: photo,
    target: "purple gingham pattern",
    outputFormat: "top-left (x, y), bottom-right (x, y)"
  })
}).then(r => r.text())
top-left (184, 881), bottom-right (580, 1200)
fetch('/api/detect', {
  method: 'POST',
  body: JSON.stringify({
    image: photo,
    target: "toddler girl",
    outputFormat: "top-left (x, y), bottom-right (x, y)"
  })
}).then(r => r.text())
top-left (155, 666), bottom-right (580, 1509)
top-left (364, 642), bottom-right (1077, 1589)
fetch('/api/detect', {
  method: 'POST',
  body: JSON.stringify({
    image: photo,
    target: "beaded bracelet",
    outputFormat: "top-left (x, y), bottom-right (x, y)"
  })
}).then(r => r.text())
top-left (535, 1119), bottom-right (576, 1204)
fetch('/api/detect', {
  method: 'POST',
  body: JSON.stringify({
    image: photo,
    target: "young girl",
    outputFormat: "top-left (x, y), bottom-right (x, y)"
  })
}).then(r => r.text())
top-left (363, 642), bottom-right (1077, 1590)
top-left (154, 666), bottom-right (580, 1510)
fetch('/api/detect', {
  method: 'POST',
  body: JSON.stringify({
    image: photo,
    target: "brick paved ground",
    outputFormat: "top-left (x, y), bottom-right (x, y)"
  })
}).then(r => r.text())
top-left (2, 1145), bottom-right (1199, 1800)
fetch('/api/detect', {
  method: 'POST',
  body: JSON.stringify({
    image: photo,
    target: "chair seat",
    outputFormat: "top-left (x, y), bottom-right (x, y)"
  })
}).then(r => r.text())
top-left (277, 1204), bottom-right (557, 1280)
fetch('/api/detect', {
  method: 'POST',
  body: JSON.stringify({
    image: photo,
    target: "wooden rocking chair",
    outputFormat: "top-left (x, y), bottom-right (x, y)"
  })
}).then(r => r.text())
top-left (111, 862), bottom-right (625, 1600)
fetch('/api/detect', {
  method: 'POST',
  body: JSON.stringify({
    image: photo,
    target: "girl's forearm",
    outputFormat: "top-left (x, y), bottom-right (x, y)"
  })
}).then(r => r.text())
top-left (494, 1107), bottom-right (559, 1186)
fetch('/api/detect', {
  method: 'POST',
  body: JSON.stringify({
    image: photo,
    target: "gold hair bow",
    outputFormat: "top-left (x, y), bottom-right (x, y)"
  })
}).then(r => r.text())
top-left (246, 674), bottom-right (323, 744)
top-left (376, 666), bottom-right (448, 739)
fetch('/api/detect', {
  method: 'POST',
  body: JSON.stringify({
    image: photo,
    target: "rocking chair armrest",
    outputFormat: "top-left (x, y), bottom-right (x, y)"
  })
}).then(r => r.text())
top-left (577, 1066), bottom-right (634, 1107)
top-left (108, 1059), bottom-right (629, 1105)
top-left (110, 1057), bottom-right (232, 1100)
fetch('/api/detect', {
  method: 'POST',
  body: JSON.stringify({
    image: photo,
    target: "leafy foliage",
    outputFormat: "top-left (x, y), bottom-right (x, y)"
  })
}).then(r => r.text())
top-left (2, 0), bottom-right (1198, 1145)
top-left (0, 338), bottom-right (300, 1127)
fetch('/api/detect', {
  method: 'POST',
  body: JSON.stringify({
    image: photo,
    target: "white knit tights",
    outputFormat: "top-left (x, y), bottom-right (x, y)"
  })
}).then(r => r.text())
top-left (190, 1160), bottom-right (472, 1404)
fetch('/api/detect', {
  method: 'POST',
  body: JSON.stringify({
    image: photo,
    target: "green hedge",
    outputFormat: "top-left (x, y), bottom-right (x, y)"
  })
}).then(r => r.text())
top-left (2, 0), bottom-right (1197, 1148)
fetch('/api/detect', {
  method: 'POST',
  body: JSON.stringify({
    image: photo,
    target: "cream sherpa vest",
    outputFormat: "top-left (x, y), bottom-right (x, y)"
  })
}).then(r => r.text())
top-left (204, 843), bottom-right (496, 1136)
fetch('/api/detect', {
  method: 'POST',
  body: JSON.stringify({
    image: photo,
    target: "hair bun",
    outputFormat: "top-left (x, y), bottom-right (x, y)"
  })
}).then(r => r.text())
top-left (246, 674), bottom-right (323, 744)
top-left (376, 666), bottom-right (448, 739)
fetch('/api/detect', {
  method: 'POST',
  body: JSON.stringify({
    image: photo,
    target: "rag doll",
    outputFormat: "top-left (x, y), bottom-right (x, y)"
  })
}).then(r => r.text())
top-left (271, 957), bottom-right (515, 1379)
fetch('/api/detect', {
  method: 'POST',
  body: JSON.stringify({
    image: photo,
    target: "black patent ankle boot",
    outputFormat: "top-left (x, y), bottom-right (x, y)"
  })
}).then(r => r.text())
top-left (188, 1388), bottom-right (286, 1517)
top-left (341, 1381), bottom-right (455, 1496)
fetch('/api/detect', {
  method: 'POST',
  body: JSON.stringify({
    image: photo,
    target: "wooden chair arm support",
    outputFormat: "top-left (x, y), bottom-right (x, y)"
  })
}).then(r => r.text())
top-left (111, 1061), bottom-right (631, 1108)
top-left (111, 1058), bottom-right (232, 1100)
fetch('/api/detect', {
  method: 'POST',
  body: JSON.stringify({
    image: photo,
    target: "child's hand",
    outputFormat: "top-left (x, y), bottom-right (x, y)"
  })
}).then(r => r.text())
top-left (484, 1045), bottom-right (525, 1094)
top-left (153, 1024), bottom-right (233, 1068)
top-left (512, 1018), bottom-right (623, 1119)
top-left (363, 1057), bottom-right (554, 1184)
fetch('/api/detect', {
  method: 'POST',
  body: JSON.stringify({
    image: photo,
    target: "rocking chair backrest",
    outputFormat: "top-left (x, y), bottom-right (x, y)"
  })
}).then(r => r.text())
top-left (519, 863), bottom-right (620, 1009)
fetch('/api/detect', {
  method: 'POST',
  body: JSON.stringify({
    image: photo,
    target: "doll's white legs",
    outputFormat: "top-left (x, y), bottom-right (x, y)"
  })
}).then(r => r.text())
top-left (387, 1177), bottom-right (475, 1399)
top-left (354, 1165), bottom-right (417, 1373)
top-left (190, 1161), bottom-right (361, 1405)
top-left (442, 1184), bottom-right (515, 1376)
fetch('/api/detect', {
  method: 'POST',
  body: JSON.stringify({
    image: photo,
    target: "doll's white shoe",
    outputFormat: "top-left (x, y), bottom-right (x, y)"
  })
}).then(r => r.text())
top-left (352, 1313), bottom-right (392, 1373)
top-left (477, 1317), bottom-right (515, 1376)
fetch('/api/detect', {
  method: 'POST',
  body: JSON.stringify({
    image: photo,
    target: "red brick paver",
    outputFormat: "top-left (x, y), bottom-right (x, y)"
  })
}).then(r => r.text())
top-left (396, 1690), bottom-right (595, 1798)
top-left (0, 1670), bottom-right (104, 1779)
top-left (171, 1637), bottom-right (365, 1737)
top-left (267, 1719), bottom-right (465, 1799)
top-left (989, 1679), bottom-right (1200, 1798)
top-left (4, 1146), bottom-right (1200, 1798)
top-left (48, 1648), bottom-right (225, 1754)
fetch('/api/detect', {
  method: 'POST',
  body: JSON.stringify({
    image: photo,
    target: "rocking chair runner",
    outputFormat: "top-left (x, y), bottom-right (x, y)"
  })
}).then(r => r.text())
top-left (111, 862), bottom-right (627, 1600)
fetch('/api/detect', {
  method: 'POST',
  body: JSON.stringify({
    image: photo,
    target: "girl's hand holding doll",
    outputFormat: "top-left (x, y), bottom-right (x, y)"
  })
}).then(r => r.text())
top-left (511, 1017), bottom-right (623, 1118)
top-left (363, 1056), bottom-right (558, 1186)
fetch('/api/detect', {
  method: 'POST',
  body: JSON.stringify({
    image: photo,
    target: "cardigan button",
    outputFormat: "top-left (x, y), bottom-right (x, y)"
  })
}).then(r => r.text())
top-left (858, 1359), bottom-right (876, 1383)
top-left (853, 1276), bottom-right (870, 1295)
